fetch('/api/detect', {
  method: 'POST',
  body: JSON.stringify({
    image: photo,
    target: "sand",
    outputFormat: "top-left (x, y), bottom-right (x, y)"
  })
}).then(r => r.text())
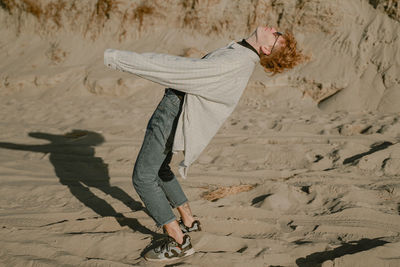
top-left (0, 0), bottom-right (400, 266)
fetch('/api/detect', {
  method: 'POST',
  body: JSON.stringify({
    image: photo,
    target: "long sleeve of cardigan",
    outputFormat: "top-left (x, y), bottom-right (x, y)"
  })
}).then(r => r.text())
top-left (104, 49), bottom-right (237, 94)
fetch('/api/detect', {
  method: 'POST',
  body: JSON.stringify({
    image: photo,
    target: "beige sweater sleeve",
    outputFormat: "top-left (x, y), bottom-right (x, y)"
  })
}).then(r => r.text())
top-left (104, 49), bottom-right (237, 94)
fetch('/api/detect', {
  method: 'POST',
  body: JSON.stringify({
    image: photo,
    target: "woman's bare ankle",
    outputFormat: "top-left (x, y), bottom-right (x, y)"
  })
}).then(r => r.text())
top-left (177, 202), bottom-right (195, 227)
top-left (182, 216), bottom-right (195, 227)
top-left (163, 220), bottom-right (184, 244)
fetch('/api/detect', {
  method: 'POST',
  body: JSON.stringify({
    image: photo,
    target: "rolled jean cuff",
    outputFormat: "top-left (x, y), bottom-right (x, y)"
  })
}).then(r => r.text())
top-left (159, 215), bottom-right (177, 227)
top-left (171, 199), bottom-right (188, 209)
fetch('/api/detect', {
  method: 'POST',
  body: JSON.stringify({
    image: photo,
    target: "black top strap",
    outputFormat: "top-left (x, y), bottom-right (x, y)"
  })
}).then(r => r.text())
top-left (237, 39), bottom-right (260, 58)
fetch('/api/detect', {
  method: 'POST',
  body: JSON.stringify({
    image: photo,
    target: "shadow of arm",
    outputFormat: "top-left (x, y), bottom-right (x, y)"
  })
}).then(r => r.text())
top-left (0, 142), bottom-right (47, 153)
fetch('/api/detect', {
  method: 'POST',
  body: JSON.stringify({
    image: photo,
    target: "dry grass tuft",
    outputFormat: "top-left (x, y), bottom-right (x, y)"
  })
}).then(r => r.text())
top-left (1, 0), bottom-right (162, 39)
top-left (1, 0), bottom-right (69, 29)
top-left (86, 0), bottom-right (119, 39)
top-left (43, 1), bottom-right (66, 28)
top-left (202, 184), bottom-right (256, 202)
top-left (91, 0), bottom-right (118, 26)
top-left (0, 0), bottom-right (17, 13)
top-left (45, 42), bottom-right (67, 64)
top-left (117, 1), bottom-right (157, 40)
top-left (182, 0), bottom-right (200, 30)
top-left (180, 0), bottom-right (231, 35)
top-left (1, 0), bottom-right (160, 40)
top-left (95, 0), bottom-right (117, 20)
top-left (21, 0), bottom-right (42, 20)
top-left (133, 3), bottom-right (154, 29)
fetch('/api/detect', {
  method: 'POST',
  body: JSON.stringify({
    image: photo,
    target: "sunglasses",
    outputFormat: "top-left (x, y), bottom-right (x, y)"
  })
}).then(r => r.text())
top-left (270, 31), bottom-right (283, 54)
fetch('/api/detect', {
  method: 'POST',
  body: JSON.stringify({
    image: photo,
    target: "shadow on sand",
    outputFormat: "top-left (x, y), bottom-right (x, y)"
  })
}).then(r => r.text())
top-left (296, 237), bottom-right (390, 267)
top-left (0, 130), bottom-right (162, 238)
top-left (343, 141), bottom-right (394, 165)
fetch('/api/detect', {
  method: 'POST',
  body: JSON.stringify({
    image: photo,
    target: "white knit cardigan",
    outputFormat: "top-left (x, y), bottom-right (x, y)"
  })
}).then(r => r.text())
top-left (104, 41), bottom-right (259, 178)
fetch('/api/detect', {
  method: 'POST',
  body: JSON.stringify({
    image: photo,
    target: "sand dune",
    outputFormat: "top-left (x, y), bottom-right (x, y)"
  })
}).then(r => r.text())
top-left (1, 0), bottom-right (400, 266)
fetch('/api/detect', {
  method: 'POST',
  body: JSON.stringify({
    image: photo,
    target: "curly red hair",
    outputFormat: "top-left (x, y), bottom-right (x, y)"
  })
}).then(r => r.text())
top-left (260, 31), bottom-right (306, 75)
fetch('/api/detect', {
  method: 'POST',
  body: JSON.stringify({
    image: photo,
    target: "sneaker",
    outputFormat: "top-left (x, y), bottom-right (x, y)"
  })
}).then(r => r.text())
top-left (144, 234), bottom-right (195, 262)
top-left (162, 219), bottom-right (202, 234)
top-left (179, 219), bottom-right (202, 233)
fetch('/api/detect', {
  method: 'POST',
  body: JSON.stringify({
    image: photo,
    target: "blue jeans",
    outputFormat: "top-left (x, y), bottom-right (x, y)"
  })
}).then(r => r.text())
top-left (132, 89), bottom-right (188, 227)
